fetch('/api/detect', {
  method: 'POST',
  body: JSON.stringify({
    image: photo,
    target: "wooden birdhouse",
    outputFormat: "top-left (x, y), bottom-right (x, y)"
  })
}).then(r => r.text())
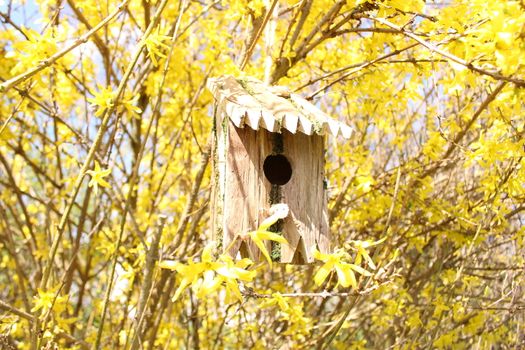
top-left (207, 75), bottom-right (352, 264)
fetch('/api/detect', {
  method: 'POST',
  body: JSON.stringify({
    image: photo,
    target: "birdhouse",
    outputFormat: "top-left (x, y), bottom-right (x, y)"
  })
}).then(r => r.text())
top-left (207, 75), bottom-right (352, 264)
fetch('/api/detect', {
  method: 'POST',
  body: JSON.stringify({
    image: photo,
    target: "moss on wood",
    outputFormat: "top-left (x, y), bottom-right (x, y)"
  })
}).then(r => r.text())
top-left (269, 133), bottom-right (285, 262)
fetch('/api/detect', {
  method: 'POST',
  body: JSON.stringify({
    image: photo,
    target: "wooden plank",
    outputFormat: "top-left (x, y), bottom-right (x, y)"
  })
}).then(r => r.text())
top-left (221, 120), bottom-right (273, 261)
top-left (245, 79), bottom-right (302, 133)
top-left (208, 76), bottom-right (274, 132)
top-left (290, 93), bottom-right (354, 139)
top-left (211, 111), bottom-right (228, 248)
top-left (280, 131), bottom-right (329, 263)
top-left (210, 111), bottom-right (220, 245)
top-left (283, 113), bottom-right (299, 134)
top-left (209, 75), bottom-right (353, 139)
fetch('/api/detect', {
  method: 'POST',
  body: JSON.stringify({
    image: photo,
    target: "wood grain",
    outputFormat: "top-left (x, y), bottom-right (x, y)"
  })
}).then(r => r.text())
top-left (281, 131), bottom-right (329, 263)
top-left (212, 120), bottom-right (330, 263)
top-left (209, 75), bottom-right (333, 263)
top-left (218, 120), bottom-right (273, 260)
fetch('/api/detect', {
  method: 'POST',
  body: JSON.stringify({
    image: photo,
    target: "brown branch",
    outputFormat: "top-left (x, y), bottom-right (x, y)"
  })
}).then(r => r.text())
top-left (0, 152), bottom-right (38, 252)
top-left (170, 138), bottom-right (212, 253)
top-left (240, 0), bottom-right (279, 70)
top-left (0, 209), bottom-right (32, 311)
top-left (288, 0), bottom-right (312, 50)
top-left (0, 11), bottom-right (30, 39)
top-left (271, 1), bottom-right (379, 83)
top-left (382, 167), bottom-right (402, 237)
top-left (0, 299), bottom-right (32, 320)
top-left (0, 299), bottom-right (89, 349)
top-left (145, 273), bottom-right (175, 350)
top-left (370, 17), bottom-right (525, 87)
top-left (0, 0), bottom-right (129, 92)
top-left (93, 2), bottom-right (171, 348)
top-left (421, 81), bottom-right (506, 178)
top-left (294, 0), bottom-right (345, 59)
top-left (299, 42), bottom-right (418, 95)
top-left (65, 0), bottom-right (118, 83)
top-left (130, 216), bottom-right (166, 350)
top-left (318, 167), bottom-right (402, 349)
top-left (241, 282), bottom-right (389, 299)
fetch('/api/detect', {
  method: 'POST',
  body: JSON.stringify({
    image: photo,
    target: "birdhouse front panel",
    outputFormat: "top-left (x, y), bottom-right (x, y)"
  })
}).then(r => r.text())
top-left (280, 131), bottom-right (329, 263)
top-left (208, 75), bottom-right (352, 264)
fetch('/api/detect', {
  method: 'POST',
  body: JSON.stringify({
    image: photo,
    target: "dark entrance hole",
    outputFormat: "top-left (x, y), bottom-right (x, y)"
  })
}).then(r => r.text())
top-left (263, 154), bottom-right (292, 185)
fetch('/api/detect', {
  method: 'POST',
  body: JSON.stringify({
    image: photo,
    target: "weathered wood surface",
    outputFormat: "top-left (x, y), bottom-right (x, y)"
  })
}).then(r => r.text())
top-left (210, 75), bottom-right (275, 130)
top-left (281, 131), bottom-right (329, 263)
top-left (207, 75), bottom-right (353, 139)
top-left (247, 80), bottom-right (300, 134)
top-left (210, 106), bottom-right (223, 251)
top-left (212, 122), bottom-right (329, 263)
top-left (213, 119), bottom-right (273, 261)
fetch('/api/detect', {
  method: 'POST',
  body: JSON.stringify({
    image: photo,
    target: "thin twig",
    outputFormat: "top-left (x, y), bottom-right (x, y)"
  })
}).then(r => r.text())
top-left (421, 81), bottom-right (506, 178)
top-left (319, 167), bottom-right (402, 349)
top-left (240, 0), bottom-right (279, 70)
top-left (0, 0), bottom-right (129, 92)
top-left (242, 282), bottom-right (389, 299)
top-left (370, 17), bottom-right (525, 87)
top-left (129, 216), bottom-right (167, 350)
top-left (93, 2), bottom-right (170, 349)
top-left (0, 299), bottom-right (89, 349)
top-left (299, 43), bottom-right (418, 94)
top-left (170, 137), bottom-right (212, 254)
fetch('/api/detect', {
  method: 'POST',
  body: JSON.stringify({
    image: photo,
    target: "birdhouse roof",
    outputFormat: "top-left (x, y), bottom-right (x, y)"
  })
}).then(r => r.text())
top-left (207, 75), bottom-right (353, 139)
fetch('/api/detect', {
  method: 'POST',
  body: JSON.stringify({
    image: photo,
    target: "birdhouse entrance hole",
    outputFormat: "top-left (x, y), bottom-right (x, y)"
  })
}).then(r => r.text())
top-left (263, 154), bottom-right (292, 185)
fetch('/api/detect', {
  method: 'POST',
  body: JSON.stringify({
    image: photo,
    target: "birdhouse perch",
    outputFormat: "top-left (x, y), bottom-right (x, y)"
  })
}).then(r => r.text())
top-left (207, 75), bottom-right (352, 264)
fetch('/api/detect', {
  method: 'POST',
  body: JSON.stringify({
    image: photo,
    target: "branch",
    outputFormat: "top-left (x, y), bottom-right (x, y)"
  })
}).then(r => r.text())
top-left (299, 42), bottom-right (418, 95)
top-left (241, 282), bottom-right (388, 299)
top-left (240, 0), bottom-right (279, 70)
top-left (370, 17), bottom-right (525, 87)
top-left (421, 81), bottom-right (506, 178)
top-left (0, 299), bottom-right (89, 349)
top-left (0, 11), bottom-right (30, 39)
top-left (0, 299), bottom-right (33, 320)
top-left (0, 0), bottom-right (129, 92)
top-left (93, 2), bottom-right (171, 349)
top-left (288, 0), bottom-right (312, 50)
top-left (382, 167), bottom-right (402, 237)
top-left (303, 21), bottom-right (484, 96)
top-left (318, 168), bottom-right (402, 349)
top-left (130, 216), bottom-right (166, 350)
top-left (65, 0), bottom-right (118, 82)
top-left (170, 137), bottom-right (212, 253)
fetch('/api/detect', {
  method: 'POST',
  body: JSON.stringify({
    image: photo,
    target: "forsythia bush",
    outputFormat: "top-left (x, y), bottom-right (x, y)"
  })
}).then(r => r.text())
top-left (0, 0), bottom-right (524, 349)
